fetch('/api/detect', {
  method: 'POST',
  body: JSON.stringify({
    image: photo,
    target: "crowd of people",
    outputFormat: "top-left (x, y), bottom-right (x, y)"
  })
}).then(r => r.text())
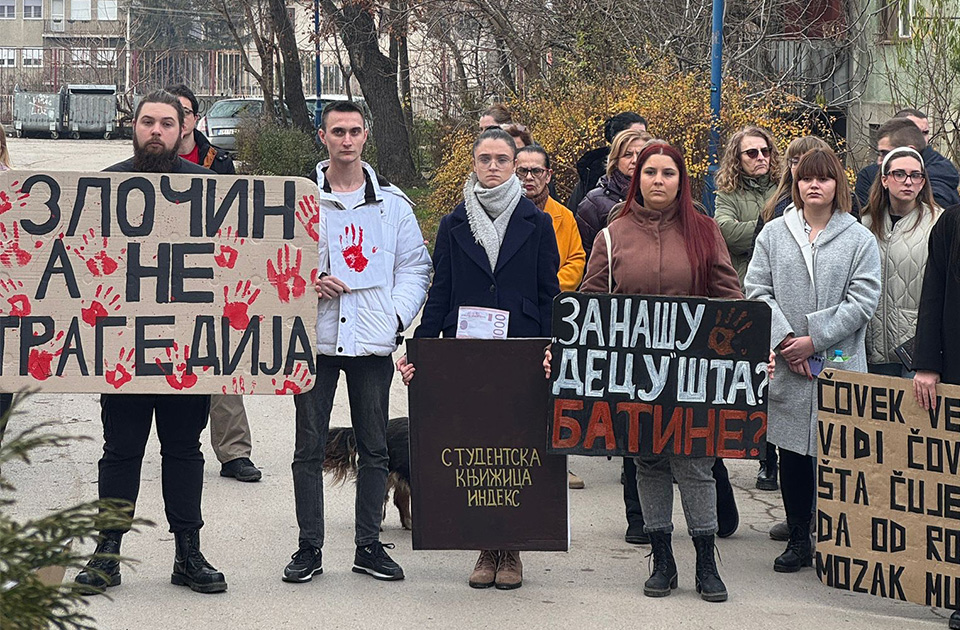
top-left (2, 92), bottom-right (958, 626)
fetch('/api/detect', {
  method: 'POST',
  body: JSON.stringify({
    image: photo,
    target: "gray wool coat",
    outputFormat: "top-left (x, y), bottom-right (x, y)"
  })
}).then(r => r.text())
top-left (745, 208), bottom-right (881, 456)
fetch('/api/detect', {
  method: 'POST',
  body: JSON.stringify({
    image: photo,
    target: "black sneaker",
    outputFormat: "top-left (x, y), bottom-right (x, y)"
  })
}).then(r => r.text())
top-left (282, 545), bottom-right (323, 583)
top-left (352, 542), bottom-right (404, 581)
top-left (220, 458), bottom-right (262, 482)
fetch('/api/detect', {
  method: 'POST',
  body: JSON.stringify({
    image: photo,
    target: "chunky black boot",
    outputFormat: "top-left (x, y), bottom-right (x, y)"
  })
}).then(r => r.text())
top-left (643, 532), bottom-right (678, 597)
top-left (713, 460), bottom-right (739, 538)
top-left (171, 529), bottom-right (227, 593)
top-left (774, 520), bottom-right (813, 573)
top-left (74, 531), bottom-right (123, 595)
top-left (756, 444), bottom-right (779, 491)
top-left (692, 534), bottom-right (727, 602)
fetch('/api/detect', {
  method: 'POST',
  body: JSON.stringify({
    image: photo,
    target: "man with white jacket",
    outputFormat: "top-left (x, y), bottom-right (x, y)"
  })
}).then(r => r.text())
top-left (283, 101), bottom-right (431, 584)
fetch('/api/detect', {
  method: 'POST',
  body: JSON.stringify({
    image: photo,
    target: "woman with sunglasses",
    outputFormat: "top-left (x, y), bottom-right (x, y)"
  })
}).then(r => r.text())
top-left (745, 147), bottom-right (881, 576)
top-left (862, 147), bottom-right (942, 378)
top-left (397, 127), bottom-right (560, 590)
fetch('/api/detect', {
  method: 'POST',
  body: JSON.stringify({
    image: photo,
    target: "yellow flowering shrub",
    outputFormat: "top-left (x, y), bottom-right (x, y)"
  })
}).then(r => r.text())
top-left (425, 62), bottom-right (823, 229)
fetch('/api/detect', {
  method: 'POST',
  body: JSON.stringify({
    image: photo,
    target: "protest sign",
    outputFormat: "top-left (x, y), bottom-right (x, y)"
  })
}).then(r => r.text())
top-left (0, 170), bottom-right (319, 394)
top-left (406, 338), bottom-right (568, 551)
top-left (548, 292), bottom-right (771, 458)
top-left (817, 369), bottom-right (960, 609)
top-left (326, 205), bottom-right (386, 290)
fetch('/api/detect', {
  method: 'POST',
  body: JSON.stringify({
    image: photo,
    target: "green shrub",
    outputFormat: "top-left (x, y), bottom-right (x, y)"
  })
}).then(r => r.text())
top-left (235, 119), bottom-right (320, 178)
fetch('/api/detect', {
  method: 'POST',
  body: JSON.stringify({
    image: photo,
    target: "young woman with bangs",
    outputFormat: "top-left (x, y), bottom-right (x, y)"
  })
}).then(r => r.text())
top-left (745, 147), bottom-right (881, 575)
top-left (862, 147), bottom-right (942, 378)
top-left (552, 141), bottom-right (742, 602)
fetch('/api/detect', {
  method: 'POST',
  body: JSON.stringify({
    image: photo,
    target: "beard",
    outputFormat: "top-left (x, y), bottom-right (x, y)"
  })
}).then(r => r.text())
top-left (133, 134), bottom-right (182, 172)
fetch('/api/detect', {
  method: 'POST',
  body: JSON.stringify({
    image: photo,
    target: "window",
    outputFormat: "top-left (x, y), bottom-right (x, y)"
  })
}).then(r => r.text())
top-left (22, 48), bottom-right (43, 67)
top-left (322, 65), bottom-right (344, 95)
top-left (0, 48), bottom-right (16, 67)
top-left (70, 47), bottom-right (91, 65)
top-left (898, 0), bottom-right (915, 38)
top-left (24, 0), bottom-right (42, 19)
top-left (71, 0), bottom-right (91, 20)
top-left (94, 48), bottom-right (116, 67)
top-left (97, 0), bottom-right (117, 20)
top-left (0, 0), bottom-right (14, 20)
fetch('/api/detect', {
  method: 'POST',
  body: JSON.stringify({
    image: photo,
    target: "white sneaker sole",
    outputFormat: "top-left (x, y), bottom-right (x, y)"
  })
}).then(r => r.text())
top-left (282, 567), bottom-right (322, 583)
top-left (352, 565), bottom-right (404, 581)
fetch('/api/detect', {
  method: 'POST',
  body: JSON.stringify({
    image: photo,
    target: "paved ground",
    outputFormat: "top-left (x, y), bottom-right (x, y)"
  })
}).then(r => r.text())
top-left (2, 138), bottom-right (954, 630)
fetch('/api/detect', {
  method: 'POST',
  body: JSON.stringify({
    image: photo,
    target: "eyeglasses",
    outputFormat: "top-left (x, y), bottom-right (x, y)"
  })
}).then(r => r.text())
top-left (741, 147), bottom-right (771, 159)
top-left (516, 167), bottom-right (547, 178)
top-left (183, 108), bottom-right (195, 117)
top-left (887, 169), bottom-right (925, 184)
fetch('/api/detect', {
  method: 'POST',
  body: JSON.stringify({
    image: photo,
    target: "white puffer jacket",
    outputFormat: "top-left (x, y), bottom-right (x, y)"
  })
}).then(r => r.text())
top-left (314, 161), bottom-right (431, 357)
top-left (862, 204), bottom-right (942, 364)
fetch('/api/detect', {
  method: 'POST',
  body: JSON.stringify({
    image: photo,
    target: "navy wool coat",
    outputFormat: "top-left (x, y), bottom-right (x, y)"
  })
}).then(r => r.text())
top-left (415, 197), bottom-right (561, 339)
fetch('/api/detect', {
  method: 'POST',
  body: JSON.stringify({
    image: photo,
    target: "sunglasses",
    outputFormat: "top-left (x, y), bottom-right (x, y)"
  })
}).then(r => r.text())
top-left (741, 147), bottom-right (771, 159)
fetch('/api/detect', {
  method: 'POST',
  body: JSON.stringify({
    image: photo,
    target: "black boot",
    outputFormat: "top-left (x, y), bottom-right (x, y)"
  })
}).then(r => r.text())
top-left (692, 534), bottom-right (727, 602)
top-left (950, 609), bottom-right (960, 630)
top-left (774, 520), bottom-right (813, 573)
top-left (171, 529), bottom-right (227, 593)
top-left (713, 460), bottom-right (739, 538)
top-left (74, 531), bottom-right (123, 595)
top-left (623, 457), bottom-right (649, 544)
top-left (756, 444), bottom-right (779, 491)
top-left (643, 532), bottom-right (678, 597)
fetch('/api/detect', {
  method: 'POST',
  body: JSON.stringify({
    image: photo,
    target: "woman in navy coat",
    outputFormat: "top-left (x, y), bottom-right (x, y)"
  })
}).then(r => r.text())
top-left (398, 126), bottom-right (560, 588)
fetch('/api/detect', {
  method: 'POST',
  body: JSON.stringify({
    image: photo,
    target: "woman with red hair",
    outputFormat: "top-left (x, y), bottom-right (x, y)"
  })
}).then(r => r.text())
top-left (580, 141), bottom-right (741, 601)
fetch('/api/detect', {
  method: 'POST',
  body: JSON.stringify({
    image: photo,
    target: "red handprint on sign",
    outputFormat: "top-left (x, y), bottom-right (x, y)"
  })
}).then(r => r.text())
top-left (0, 223), bottom-right (33, 267)
top-left (104, 347), bottom-right (135, 389)
top-left (222, 280), bottom-right (261, 331)
top-left (339, 225), bottom-right (377, 273)
top-left (296, 195), bottom-right (320, 242)
top-left (0, 181), bottom-right (29, 217)
top-left (213, 226), bottom-right (244, 269)
top-left (154, 342), bottom-right (198, 390)
top-left (272, 363), bottom-right (313, 395)
top-left (28, 330), bottom-right (65, 381)
top-left (222, 376), bottom-right (255, 395)
top-left (266, 244), bottom-right (306, 303)
top-left (0, 278), bottom-right (31, 316)
top-left (81, 284), bottom-right (122, 327)
top-left (71, 228), bottom-right (123, 276)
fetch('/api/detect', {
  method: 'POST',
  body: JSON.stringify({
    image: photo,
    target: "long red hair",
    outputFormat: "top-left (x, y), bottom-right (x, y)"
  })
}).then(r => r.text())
top-left (619, 142), bottom-right (717, 296)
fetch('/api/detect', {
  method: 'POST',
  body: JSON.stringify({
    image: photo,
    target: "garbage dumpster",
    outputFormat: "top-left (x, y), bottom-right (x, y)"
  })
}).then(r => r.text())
top-left (64, 84), bottom-right (118, 139)
top-left (13, 90), bottom-right (65, 139)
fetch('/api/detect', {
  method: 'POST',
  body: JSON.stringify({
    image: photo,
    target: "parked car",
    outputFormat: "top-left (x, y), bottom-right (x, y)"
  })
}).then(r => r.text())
top-left (197, 97), bottom-right (288, 152)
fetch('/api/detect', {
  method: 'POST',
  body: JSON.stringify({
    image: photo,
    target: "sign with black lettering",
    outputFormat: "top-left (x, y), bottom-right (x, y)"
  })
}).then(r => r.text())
top-left (406, 338), bottom-right (568, 551)
top-left (548, 292), bottom-right (770, 457)
top-left (817, 370), bottom-right (960, 609)
top-left (0, 171), bottom-right (320, 394)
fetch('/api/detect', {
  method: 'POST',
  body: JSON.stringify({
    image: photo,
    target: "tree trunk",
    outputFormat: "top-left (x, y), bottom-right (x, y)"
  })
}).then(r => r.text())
top-left (320, 0), bottom-right (421, 186)
top-left (269, 0), bottom-right (312, 132)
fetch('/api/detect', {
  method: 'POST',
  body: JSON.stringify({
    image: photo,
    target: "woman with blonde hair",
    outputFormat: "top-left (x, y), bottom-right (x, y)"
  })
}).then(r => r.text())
top-left (862, 147), bottom-right (942, 377)
top-left (576, 128), bottom-right (652, 260)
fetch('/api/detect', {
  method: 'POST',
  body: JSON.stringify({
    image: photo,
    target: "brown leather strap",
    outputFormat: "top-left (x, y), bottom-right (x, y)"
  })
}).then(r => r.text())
top-left (202, 148), bottom-right (217, 170)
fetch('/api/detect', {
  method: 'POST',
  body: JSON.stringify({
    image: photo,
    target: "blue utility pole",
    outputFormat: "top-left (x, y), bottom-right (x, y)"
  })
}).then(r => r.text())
top-left (703, 0), bottom-right (724, 216)
top-left (314, 0), bottom-right (322, 128)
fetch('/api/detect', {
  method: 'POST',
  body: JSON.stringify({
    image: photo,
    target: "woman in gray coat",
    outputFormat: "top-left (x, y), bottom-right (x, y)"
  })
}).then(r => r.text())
top-left (745, 147), bottom-right (881, 574)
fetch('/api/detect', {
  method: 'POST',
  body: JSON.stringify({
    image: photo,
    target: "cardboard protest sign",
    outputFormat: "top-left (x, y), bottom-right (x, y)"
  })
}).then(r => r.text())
top-left (0, 170), bottom-right (320, 394)
top-left (817, 370), bottom-right (960, 609)
top-left (406, 338), bottom-right (568, 551)
top-left (326, 205), bottom-right (386, 290)
top-left (549, 292), bottom-right (771, 458)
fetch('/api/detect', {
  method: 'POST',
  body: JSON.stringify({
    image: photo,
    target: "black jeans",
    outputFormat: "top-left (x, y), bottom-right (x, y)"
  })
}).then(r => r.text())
top-left (292, 354), bottom-right (393, 548)
top-left (98, 393), bottom-right (209, 533)
top-left (779, 448), bottom-right (815, 524)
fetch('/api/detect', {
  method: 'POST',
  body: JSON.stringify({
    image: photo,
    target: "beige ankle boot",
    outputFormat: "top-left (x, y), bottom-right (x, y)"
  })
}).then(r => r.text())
top-left (495, 550), bottom-right (522, 590)
top-left (468, 550), bottom-right (499, 588)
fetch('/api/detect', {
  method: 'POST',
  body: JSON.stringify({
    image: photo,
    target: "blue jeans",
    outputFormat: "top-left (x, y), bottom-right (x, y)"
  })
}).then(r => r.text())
top-left (292, 354), bottom-right (393, 548)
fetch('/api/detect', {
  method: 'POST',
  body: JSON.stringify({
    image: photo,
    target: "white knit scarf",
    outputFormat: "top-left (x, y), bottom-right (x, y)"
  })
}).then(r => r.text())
top-left (463, 173), bottom-right (522, 271)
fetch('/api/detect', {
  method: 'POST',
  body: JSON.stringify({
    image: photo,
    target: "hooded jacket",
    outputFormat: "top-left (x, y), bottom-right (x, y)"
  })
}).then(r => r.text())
top-left (745, 208), bottom-right (881, 456)
top-left (575, 171), bottom-right (631, 262)
top-left (714, 174), bottom-right (777, 288)
top-left (855, 146), bottom-right (959, 209)
top-left (313, 160), bottom-right (432, 357)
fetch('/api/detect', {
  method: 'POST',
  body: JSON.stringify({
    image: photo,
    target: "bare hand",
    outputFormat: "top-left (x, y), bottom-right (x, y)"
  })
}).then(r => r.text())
top-left (396, 354), bottom-right (415, 386)
top-left (315, 274), bottom-right (351, 299)
top-left (543, 345), bottom-right (552, 379)
top-left (781, 335), bottom-right (815, 364)
top-left (767, 350), bottom-right (776, 381)
top-left (914, 370), bottom-right (940, 411)
top-left (787, 359), bottom-right (813, 380)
